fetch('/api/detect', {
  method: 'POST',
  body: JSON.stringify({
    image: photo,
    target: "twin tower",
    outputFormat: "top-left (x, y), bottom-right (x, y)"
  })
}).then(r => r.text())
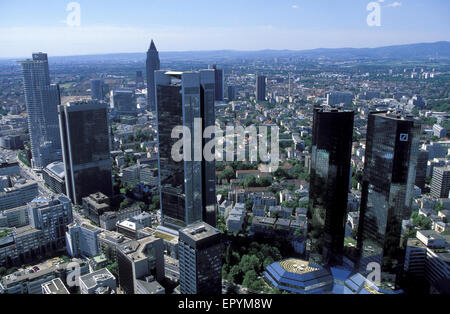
top-left (309, 106), bottom-right (421, 286)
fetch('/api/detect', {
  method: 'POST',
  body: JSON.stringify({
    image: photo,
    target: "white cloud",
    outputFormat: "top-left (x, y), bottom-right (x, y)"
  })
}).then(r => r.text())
top-left (386, 1), bottom-right (402, 7)
top-left (292, 5), bottom-right (299, 9)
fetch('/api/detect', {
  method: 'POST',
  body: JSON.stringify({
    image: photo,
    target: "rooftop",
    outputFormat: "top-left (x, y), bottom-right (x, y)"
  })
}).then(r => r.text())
top-left (119, 236), bottom-right (161, 262)
top-left (92, 254), bottom-right (108, 264)
top-left (79, 268), bottom-right (115, 289)
top-left (154, 231), bottom-right (177, 243)
top-left (136, 278), bottom-right (164, 294)
top-left (3, 258), bottom-right (82, 286)
top-left (45, 161), bottom-right (65, 179)
top-left (180, 222), bottom-right (219, 241)
top-left (42, 278), bottom-right (70, 295)
top-left (279, 259), bottom-right (320, 275)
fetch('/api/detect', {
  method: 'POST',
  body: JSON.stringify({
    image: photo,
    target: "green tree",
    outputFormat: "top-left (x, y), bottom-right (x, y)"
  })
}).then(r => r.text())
top-left (245, 200), bottom-right (253, 212)
top-left (263, 257), bottom-right (275, 268)
top-left (274, 168), bottom-right (291, 180)
top-left (149, 195), bottom-right (160, 211)
top-left (218, 216), bottom-right (227, 234)
top-left (219, 168), bottom-right (235, 182)
top-left (217, 190), bottom-right (228, 199)
top-left (411, 211), bottom-right (432, 229)
top-left (239, 255), bottom-right (261, 274)
top-left (242, 270), bottom-right (258, 288)
top-left (120, 199), bottom-right (130, 209)
top-left (228, 265), bottom-right (243, 284)
top-left (244, 175), bottom-right (258, 187)
top-left (104, 246), bottom-right (115, 261)
top-left (107, 262), bottom-right (118, 276)
top-left (435, 202), bottom-right (445, 212)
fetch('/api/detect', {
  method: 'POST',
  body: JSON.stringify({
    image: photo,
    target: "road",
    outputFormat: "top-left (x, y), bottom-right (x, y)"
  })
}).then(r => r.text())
top-left (18, 159), bottom-right (51, 196)
top-left (14, 152), bottom-right (92, 227)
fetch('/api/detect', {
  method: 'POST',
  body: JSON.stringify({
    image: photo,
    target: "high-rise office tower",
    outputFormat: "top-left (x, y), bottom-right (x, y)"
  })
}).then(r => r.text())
top-left (110, 89), bottom-right (136, 115)
top-left (357, 111), bottom-right (421, 286)
top-left (228, 85), bottom-right (237, 102)
top-left (90, 79), bottom-right (104, 101)
top-left (308, 107), bottom-right (354, 266)
top-left (146, 40), bottom-right (161, 111)
top-left (431, 166), bottom-right (450, 199)
top-left (155, 70), bottom-right (216, 229)
top-left (136, 71), bottom-right (144, 88)
top-left (415, 149), bottom-right (429, 191)
top-left (19, 53), bottom-right (62, 170)
top-left (116, 236), bottom-right (165, 294)
top-left (58, 100), bottom-right (113, 205)
top-left (326, 92), bottom-right (354, 106)
top-left (179, 222), bottom-right (222, 294)
top-left (212, 65), bottom-right (224, 101)
top-left (256, 75), bottom-right (266, 102)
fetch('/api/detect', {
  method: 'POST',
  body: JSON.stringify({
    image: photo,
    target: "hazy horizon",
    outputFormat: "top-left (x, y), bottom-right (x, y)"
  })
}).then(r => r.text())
top-left (1, 0), bottom-right (449, 58)
top-left (1, 40), bottom-right (449, 61)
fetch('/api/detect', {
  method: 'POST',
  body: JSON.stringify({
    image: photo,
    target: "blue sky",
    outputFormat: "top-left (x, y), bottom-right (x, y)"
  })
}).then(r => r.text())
top-left (0, 0), bottom-right (449, 57)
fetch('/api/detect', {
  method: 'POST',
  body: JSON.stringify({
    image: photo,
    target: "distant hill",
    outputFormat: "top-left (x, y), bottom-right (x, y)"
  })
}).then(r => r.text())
top-left (297, 41), bottom-right (450, 60)
top-left (1, 41), bottom-right (449, 65)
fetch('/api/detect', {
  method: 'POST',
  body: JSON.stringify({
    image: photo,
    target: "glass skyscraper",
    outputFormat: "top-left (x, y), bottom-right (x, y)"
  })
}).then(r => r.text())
top-left (308, 107), bottom-right (354, 266)
top-left (90, 79), bottom-right (104, 101)
top-left (155, 70), bottom-right (216, 230)
top-left (58, 100), bottom-right (113, 205)
top-left (256, 75), bottom-right (266, 102)
top-left (357, 111), bottom-right (421, 287)
top-left (212, 64), bottom-right (224, 101)
top-left (19, 53), bottom-right (62, 170)
top-left (110, 89), bottom-right (136, 115)
top-left (146, 40), bottom-right (161, 111)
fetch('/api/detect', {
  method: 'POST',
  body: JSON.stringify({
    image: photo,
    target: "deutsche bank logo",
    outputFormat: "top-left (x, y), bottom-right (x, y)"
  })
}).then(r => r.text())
top-left (400, 134), bottom-right (409, 142)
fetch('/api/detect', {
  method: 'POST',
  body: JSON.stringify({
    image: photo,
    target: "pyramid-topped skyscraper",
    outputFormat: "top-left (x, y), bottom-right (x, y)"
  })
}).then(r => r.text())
top-left (146, 39), bottom-right (161, 111)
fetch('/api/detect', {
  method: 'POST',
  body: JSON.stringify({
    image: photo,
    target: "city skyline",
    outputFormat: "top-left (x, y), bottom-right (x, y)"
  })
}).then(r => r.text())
top-left (1, 0), bottom-right (450, 58)
top-left (0, 2), bottom-right (449, 298)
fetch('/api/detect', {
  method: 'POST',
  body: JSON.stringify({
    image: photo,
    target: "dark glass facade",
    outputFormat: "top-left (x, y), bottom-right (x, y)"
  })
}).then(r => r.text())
top-left (111, 89), bottom-right (136, 115)
top-left (146, 40), bottom-right (161, 111)
top-left (357, 112), bottom-right (421, 286)
top-left (117, 249), bottom-right (135, 294)
top-left (59, 101), bottom-right (113, 205)
top-left (256, 75), bottom-right (266, 102)
top-left (308, 108), bottom-right (354, 266)
top-left (415, 150), bottom-right (429, 191)
top-left (228, 85), bottom-right (237, 101)
top-left (156, 71), bottom-right (217, 229)
top-left (179, 223), bottom-right (222, 294)
top-left (212, 65), bottom-right (224, 101)
top-left (90, 79), bottom-right (104, 101)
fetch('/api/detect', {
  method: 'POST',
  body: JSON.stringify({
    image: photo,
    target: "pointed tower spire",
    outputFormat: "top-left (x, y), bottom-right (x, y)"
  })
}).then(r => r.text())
top-left (149, 39), bottom-right (157, 51)
top-left (146, 39), bottom-right (160, 111)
